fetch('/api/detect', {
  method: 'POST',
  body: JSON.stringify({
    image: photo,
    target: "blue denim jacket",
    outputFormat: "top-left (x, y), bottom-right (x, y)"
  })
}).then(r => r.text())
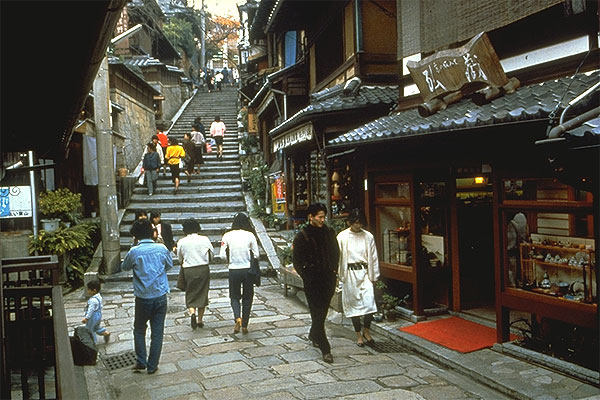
top-left (121, 239), bottom-right (172, 299)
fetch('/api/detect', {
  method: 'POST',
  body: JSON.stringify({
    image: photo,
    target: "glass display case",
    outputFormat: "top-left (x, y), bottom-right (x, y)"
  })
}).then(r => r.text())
top-left (292, 158), bottom-right (309, 211)
top-left (330, 160), bottom-right (353, 218)
top-left (519, 236), bottom-right (595, 302)
top-left (376, 180), bottom-right (413, 269)
top-left (501, 178), bottom-right (596, 306)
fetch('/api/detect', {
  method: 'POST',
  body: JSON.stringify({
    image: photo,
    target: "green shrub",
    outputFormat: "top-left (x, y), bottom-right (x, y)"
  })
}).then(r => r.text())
top-left (39, 188), bottom-right (82, 222)
top-left (29, 222), bottom-right (99, 284)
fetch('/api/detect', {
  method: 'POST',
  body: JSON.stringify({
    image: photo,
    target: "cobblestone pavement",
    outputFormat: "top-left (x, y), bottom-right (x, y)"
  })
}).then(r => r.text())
top-left (63, 281), bottom-right (510, 400)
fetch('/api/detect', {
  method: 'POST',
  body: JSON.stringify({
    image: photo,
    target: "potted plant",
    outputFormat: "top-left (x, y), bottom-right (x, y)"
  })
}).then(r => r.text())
top-left (375, 280), bottom-right (400, 321)
top-left (38, 188), bottom-right (82, 231)
top-left (29, 222), bottom-right (97, 284)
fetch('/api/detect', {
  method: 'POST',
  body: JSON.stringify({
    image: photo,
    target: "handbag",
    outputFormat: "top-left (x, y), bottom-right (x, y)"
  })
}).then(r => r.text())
top-left (249, 255), bottom-right (261, 287)
top-left (176, 267), bottom-right (186, 291)
top-left (205, 142), bottom-right (212, 153)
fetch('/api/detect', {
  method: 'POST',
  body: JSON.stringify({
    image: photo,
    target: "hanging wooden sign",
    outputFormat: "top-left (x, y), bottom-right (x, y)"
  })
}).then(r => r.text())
top-left (407, 32), bottom-right (517, 116)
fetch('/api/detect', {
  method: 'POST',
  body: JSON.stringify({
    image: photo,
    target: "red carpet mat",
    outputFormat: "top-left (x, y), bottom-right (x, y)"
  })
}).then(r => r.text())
top-left (399, 316), bottom-right (515, 353)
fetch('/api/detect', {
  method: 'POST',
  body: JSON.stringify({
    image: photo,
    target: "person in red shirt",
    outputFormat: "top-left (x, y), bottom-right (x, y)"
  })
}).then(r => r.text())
top-left (156, 127), bottom-right (169, 175)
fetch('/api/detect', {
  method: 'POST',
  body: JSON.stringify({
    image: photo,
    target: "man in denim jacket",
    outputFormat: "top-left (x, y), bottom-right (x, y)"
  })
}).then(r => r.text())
top-left (122, 219), bottom-right (173, 374)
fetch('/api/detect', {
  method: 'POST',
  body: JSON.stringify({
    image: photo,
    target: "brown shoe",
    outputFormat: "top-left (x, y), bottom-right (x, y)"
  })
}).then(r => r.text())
top-left (242, 327), bottom-right (248, 334)
top-left (323, 353), bottom-right (333, 363)
top-left (103, 332), bottom-right (111, 343)
top-left (234, 318), bottom-right (242, 333)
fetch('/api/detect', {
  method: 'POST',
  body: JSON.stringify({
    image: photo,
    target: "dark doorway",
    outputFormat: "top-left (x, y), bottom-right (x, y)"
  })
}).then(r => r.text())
top-left (456, 185), bottom-right (495, 310)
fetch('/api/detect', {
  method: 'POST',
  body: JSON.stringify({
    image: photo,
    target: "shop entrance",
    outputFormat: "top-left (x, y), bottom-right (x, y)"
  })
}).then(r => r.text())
top-left (456, 178), bottom-right (495, 313)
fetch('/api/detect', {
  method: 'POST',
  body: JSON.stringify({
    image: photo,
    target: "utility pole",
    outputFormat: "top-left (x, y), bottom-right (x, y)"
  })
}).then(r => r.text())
top-left (93, 56), bottom-right (120, 274)
top-left (200, 0), bottom-right (206, 70)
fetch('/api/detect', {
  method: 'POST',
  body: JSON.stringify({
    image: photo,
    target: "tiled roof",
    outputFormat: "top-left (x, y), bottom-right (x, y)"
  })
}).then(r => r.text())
top-left (123, 55), bottom-right (163, 67)
top-left (269, 83), bottom-right (398, 137)
top-left (121, 56), bottom-right (184, 74)
top-left (566, 117), bottom-right (600, 138)
top-left (329, 71), bottom-right (600, 147)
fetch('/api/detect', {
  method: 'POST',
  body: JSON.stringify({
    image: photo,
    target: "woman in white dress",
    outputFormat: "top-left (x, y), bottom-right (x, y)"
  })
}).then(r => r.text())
top-left (337, 209), bottom-right (380, 347)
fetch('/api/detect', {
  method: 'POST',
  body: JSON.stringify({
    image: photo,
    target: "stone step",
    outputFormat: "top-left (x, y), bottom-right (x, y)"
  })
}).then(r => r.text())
top-left (120, 222), bottom-right (235, 237)
top-left (121, 211), bottom-right (238, 224)
top-left (102, 259), bottom-right (271, 284)
top-left (133, 184), bottom-right (242, 194)
top-left (129, 192), bottom-right (243, 203)
top-left (126, 201), bottom-right (246, 213)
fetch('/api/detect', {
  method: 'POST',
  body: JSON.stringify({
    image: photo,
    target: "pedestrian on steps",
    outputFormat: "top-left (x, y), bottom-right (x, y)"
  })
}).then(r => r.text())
top-left (210, 115), bottom-right (226, 160)
top-left (191, 119), bottom-right (205, 173)
top-left (176, 218), bottom-right (214, 330)
top-left (150, 211), bottom-right (175, 252)
top-left (336, 208), bottom-right (379, 347)
top-left (292, 202), bottom-right (340, 364)
top-left (165, 136), bottom-right (185, 194)
top-left (182, 132), bottom-right (195, 183)
top-left (156, 127), bottom-right (168, 176)
top-left (121, 218), bottom-right (172, 375)
top-left (220, 212), bottom-right (259, 334)
top-left (142, 142), bottom-right (160, 196)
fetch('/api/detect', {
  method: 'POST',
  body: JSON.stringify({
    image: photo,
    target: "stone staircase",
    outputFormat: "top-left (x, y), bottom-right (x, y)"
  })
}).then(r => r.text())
top-left (103, 87), bottom-right (270, 285)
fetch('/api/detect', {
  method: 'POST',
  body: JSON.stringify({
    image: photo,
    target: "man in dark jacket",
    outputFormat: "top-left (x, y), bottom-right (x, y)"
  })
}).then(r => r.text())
top-left (292, 202), bottom-right (340, 363)
top-left (142, 143), bottom-right (160, 196)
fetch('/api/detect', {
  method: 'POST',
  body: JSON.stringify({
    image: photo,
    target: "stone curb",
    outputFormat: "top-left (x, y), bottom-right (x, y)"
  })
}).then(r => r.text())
top-left (243, 190), bottom-right (281, 272)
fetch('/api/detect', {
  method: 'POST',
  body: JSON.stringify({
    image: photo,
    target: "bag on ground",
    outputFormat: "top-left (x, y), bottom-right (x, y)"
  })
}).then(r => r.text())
top-left (71, 325), bottom-right (98, 365)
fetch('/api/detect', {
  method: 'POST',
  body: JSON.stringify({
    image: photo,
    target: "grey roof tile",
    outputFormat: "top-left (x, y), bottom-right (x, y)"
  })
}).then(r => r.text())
top-left (329, 71), bottom-right (599, 146)
top-left (269, 84), bottom-right (398, 137)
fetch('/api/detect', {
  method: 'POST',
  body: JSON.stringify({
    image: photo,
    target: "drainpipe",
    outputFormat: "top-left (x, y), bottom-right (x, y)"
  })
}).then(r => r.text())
top-left (270, 88), bottom-right (287, 120)
top-left (28, 151), bottom-right (38, 237)
top-left (548, 106), bottom-right (600, 139)
top-left (354, 0), bottom-right (363, 53)
top-left (559, 81), bottom-right (600, 125)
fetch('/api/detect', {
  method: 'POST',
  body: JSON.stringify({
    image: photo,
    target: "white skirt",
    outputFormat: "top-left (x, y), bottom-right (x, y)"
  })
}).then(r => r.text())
top-left (342, 267), bottom-right (377, 318)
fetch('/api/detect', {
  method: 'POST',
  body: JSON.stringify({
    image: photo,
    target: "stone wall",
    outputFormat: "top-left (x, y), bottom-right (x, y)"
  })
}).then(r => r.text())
top-left (111, 89), bottom-right (156, 173)
top-left (152, 83), bottom-right (186, 122)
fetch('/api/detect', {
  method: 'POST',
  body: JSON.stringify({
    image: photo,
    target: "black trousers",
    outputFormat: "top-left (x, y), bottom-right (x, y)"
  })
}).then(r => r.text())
top-left (304, 276), bottom-right (335, 355)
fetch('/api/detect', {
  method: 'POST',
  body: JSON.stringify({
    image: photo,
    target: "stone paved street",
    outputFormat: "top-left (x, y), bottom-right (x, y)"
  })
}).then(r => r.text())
top-left (63, 281), bottom-right (510, 400)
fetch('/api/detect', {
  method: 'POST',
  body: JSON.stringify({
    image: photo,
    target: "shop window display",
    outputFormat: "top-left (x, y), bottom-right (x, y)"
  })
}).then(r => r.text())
top-left (330, 162), bottom-right (353, 218)
top-left (501, 179), bottom-right (596, 306)
top-left (376, 181), bottom-right (413, 268)
top-left (419, 181), bottom-right (447, 268)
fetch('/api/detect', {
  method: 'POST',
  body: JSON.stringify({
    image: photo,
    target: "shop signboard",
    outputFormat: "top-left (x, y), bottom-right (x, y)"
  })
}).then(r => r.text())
top-left (407, 32), bottom-right (508, 102)
top-left (0, 186), bottom-right (33, 218)
top-left (272, 122), bottom-right (313, 152)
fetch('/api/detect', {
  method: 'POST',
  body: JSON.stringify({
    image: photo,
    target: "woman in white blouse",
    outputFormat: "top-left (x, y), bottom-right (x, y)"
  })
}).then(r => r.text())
top-left (220, 213), bottom-right (259, 334)
top-left (337, 209), bottom-right (380, 347)
top-left (176, 219), bottom-right (214, 329)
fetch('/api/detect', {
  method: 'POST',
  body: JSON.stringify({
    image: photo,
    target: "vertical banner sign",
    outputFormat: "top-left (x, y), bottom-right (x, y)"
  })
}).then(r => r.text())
top-left (0, 186), bottom-right (33, 218)
top-left (271, 177), bottom-right (286, 214)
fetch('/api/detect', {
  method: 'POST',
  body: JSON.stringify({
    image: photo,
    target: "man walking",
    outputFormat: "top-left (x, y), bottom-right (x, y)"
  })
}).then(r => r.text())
top-left (292, 202), bottom-right (340, 363)
top-left (121, 219), bottom-right (172, 374)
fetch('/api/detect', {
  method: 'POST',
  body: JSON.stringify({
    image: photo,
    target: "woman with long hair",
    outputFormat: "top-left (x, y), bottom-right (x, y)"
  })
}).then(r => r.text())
top-left (219, 213), bottom-right (259, 334)
top-left (164, 136), bottom-right (185, 194)
top-left (176, 219), bottom-right (214, 329)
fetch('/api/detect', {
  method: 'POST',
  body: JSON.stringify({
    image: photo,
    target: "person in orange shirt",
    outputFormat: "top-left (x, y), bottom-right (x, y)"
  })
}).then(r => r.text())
top-left (165, 137), bottom-right (185, 194)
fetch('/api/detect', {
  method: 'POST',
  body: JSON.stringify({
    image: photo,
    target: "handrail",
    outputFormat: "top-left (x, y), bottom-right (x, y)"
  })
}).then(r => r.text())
top-left (52, 286), bottom-right (77, 399)
top-left (1, 255), bottom-right (59, 286)
top-left (2, 285), bottom-right (76, 399)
